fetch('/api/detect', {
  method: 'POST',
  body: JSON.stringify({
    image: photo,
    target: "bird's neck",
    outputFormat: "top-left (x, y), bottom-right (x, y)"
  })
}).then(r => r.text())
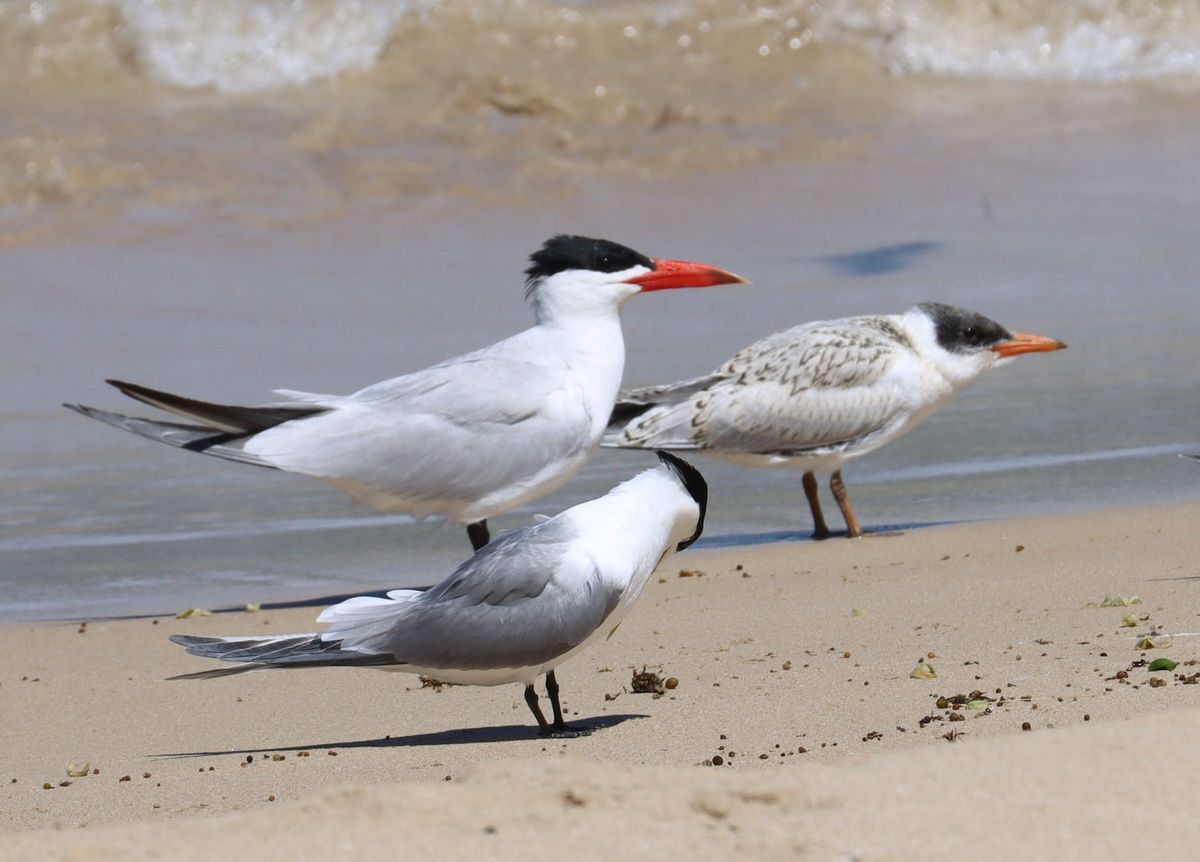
top-left (532, 307), bottom-right (627, 436)
top-left (532, 285), bottom-right (629, 323)
top-left (572, 472), bottom-right (696, 590)
top-left (535, 303), bottom-right (626, 359)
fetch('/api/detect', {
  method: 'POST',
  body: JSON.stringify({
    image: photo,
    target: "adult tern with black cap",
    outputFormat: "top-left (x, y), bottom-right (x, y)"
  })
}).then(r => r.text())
top-left (169, 451), bottom-right (707, 737)
top-left (605, 302), bottom-right (1066, 538)
top-left (65, 235), bottom-right (745, 550)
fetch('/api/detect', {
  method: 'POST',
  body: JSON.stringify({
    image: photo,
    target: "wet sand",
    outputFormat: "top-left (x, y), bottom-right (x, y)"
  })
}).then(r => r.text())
top-left (4, 501), bottom-right (1200, 853)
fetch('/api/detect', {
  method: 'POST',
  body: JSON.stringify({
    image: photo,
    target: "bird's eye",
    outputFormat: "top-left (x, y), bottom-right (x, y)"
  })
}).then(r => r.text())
top-left (963, 326), bottom-right (977, 339)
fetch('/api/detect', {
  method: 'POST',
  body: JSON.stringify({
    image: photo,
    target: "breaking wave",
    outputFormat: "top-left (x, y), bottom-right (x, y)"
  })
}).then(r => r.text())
top-left (1, 0), bottom-right (423, 92)
top-left (123, 0), bottom-right (421, 92)
top-left (3, 0), bottom-right (1200, 93)
top-left (815, 0), bottom-right (1200, 81)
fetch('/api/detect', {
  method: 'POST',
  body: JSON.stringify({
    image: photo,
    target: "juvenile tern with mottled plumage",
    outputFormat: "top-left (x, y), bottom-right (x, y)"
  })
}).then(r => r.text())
top-left (65, 235), bottom-right (744, 551)
top-left (169, 451), bottom-right (707, 737)
top-left (604, 302), bottom-right (1065, 538)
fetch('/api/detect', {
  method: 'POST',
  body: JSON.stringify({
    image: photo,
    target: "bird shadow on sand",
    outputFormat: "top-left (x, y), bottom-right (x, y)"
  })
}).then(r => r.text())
top-left (695, 518), bottom-right (964, 549)
top-left (153, 714), bottom-right (647, 759)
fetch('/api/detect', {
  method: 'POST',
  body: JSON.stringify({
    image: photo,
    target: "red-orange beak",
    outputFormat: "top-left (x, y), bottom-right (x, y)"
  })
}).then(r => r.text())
top-left (624, 258), bottom-right (749, 291)
top-left (991, 332), bottom-right (1068, 358)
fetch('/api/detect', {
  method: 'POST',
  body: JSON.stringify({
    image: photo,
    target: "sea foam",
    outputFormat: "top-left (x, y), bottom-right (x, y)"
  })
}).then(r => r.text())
top-left (3, 0), bottom-right (1200, 92)
top-left (812, 0), bottom-right (1200, 81)
top-left (119, 0), bottom-right (422, 92)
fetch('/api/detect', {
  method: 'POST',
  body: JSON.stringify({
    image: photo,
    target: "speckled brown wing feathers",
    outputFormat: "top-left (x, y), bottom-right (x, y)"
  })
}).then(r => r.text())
top-left (607, 317), bottom-right (914, 455)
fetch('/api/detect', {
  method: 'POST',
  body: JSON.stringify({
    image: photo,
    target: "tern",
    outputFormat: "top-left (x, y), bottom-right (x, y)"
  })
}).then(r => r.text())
top-left (65, 235), bottom-right (744, 550)
top-left (169, 451), bottom-right (707, 737)
top-left (604, 302), bottom-right (1066, 538)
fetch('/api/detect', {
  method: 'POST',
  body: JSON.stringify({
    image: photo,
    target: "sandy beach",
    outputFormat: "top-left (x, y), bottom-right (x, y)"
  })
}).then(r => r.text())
top-left (5, 501), bottom-right (1199, 856)
top-left (5, 2), bottom-right (1200, 857)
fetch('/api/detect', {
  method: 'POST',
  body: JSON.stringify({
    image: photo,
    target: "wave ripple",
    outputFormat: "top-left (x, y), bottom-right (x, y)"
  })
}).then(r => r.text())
top-left (4, 1), bottom-right (1200, 92)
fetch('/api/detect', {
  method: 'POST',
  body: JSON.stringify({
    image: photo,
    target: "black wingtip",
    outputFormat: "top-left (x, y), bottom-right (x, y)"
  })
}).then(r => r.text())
top-left (655, 450), bottom-right (708, 551)
top-left (106, 378), bottom-right (156, 400)
top-left (106, 379), bottom-right (156, 400)
top-left (607, 400), bottom-right (656, 428)
top-left (63, 402), bottom-right (106, 420)
top-left (166, 666), bottom-right (254, 681)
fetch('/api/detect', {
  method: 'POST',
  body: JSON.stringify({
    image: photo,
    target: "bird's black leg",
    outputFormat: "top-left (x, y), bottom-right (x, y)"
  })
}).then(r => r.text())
top-left (467, 520), bottom-right (490, 551)
top-left (829, 470), bottom-right (863, 538)
top-left (546, 669), bottom-right (566, 729)
top-left (524, 684), bottom-right (550, 734)
top-left (802, 471), bottom-right (831, 540)
top-left (539, 671), bottom-right (591, 738)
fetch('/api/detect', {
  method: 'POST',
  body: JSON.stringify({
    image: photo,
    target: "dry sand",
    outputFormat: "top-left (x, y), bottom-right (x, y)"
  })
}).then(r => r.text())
top-left (4, 501), bottom-right (1200, 858)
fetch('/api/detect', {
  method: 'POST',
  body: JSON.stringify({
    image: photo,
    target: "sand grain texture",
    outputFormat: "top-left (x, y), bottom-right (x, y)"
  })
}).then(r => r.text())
top-left (3, 503), bottom-right (1199, 857)
top-left (6, 710), bottom-right (1199, 860)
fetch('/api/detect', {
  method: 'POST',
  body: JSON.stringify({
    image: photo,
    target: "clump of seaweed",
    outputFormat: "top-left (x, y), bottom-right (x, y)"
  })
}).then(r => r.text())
top-left (630, 667), bottom-right (666, 694)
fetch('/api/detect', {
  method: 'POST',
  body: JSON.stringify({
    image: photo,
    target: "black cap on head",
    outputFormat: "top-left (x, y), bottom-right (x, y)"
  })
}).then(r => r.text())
top-left (655, 450), bottom-right (708, 552)
top-left (525, 235), bottom-right (654, 285)
top-left (918, 302), bottom-right (1012, 354)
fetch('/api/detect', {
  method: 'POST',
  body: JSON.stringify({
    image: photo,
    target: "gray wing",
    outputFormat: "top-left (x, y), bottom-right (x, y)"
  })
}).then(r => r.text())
top-left (613, 372), bottom-right (725, 411)
top-left (245, 332), bottom-right (593, 504)
top-left (324, 521), bottom-right (623, 670)
top-left (167, 633), bottom-right (398, 679)
top-left (608, 317), bottom-right (914, 454)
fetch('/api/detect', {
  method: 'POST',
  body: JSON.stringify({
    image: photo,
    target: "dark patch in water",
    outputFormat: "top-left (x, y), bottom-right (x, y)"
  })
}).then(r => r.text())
top-left (819, 241), bottom-right (941, 277)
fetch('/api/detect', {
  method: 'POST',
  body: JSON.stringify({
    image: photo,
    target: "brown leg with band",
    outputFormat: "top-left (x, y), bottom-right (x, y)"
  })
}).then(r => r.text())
top-left (803, 471), bottom-right (831, 540)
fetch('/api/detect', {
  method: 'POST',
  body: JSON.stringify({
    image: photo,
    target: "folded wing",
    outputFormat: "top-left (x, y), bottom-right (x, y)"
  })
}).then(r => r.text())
top-left (606, 318), bottom-right (913, 454)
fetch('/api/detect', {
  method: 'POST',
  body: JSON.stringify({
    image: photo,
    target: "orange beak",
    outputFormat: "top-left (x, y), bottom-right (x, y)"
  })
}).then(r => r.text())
top-left (991, 332), bottom-right (1068, 358)
top-left (625, 258), bottom-right (749, 292)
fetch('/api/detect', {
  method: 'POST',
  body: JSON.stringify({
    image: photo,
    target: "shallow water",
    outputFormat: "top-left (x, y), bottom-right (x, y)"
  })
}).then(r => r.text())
top-left (3, 12), bottom-right (1200, 618)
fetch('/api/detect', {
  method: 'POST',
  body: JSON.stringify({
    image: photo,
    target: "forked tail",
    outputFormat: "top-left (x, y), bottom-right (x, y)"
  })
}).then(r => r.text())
top-left (168, 634), bottom-right (397, 679)
top-left (64, 379), bottom-right (327, 467)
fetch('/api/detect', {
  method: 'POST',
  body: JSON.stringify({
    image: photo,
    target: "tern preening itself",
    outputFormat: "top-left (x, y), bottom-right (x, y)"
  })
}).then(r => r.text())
top-left (604, 302), bottom-right (1066, 538)
top-left (65, 235), bottom-right (744, 551)
top-left (169, 451), bottom-right (707, 737)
